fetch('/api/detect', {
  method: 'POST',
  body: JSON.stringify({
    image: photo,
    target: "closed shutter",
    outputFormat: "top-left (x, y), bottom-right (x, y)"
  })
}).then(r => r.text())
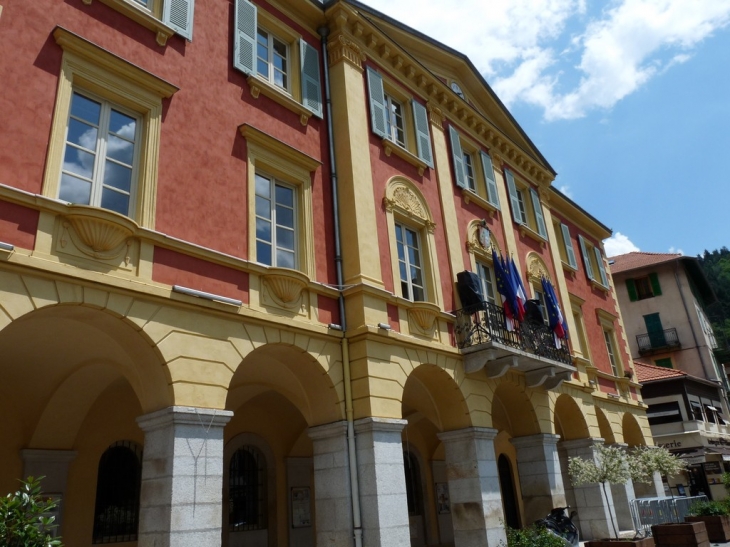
top-left (504, 169), bottom-right (524, 225)
top-left (448, 126), bottom-right (466, 188)
top-left (411, 100), bottom-right (433, 168)
top-left (578, 235), bottom-right (595, 281)
top-left (649, 272), bottom-right (662, 296)
top-left (594, 246), bottom-right (609, 286)
top-left (233, 0), bottom-right (257, 75)
top-left (480, 151), bottom-right (500, 208)
top-left (626, 278), bottom-right (638, 301)
top-left (164, 0), bottom-right (195, 40)
top-left (529, 187), bottom-right (547, 238)
top-left (300, 39), bottom-right (323, 117)
top-left (366, 68), bottom-right (387, 138)
top-left (560, 223), bottom-right (577, 268)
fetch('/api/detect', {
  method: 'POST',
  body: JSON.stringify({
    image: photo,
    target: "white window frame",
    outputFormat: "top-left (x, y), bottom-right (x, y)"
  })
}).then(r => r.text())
top-left (385, 93), bottom-right (406, 148)
top-left (476, 261), bottom-right (497, 305)
top-left (463, 151), bottom-right (476, 192)
top-left (256, 27), bottom-right (290, 93)
top-left (396, 222), bottom-right (426, 302)
top-left (254, 173), bottom-right (298, 270)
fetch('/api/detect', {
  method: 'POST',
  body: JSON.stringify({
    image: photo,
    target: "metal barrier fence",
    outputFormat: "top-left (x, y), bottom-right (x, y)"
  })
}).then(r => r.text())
top-left (630, 496), bottom-right (708, 536)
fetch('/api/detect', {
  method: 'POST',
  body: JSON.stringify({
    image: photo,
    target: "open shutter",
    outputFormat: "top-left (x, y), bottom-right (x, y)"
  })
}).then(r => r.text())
top-left (649, 272), bottom-right (662, 296)
top-left (529, 188), bottom-right (547, 238)
top-left (300, 39), bottom-right (323, 117)
top-left (578, 235), bottom-right (595, 281)
top-left (480, 152), bottom-right (500, 209)
top-left (504, 169), bottom-right (524, 225)
top-left (412, 100), bottom-right (433, 168)
top-left (594, 247), bottom-right (609, 286)
top-left (164, 0), bottom-right (195, 40)
top-left (626, 279), bottom-right (638, 301)
top-left (233, 0), bottom-right (256, 75)
top-left (448, 126), bottom-right (466, 189)
top-left (366, 68), bottom-right (387, 138)
top-left (560, 223), bottom-right (577, 268)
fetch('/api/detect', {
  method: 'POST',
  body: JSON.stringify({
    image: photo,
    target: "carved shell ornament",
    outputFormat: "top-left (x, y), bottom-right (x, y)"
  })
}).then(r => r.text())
top-left (527, 255), bottom-right (550, 281)
top-left (390, 186), bottom-right (427, 220)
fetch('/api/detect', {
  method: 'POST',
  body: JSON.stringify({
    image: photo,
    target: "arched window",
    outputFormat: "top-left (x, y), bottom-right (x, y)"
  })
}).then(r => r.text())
top-left (92, 440), bottom-right (142, 544)
top-left (403, 450), bottom-right (423, 516)
top-left (229, 445), bottom-right (267, 531)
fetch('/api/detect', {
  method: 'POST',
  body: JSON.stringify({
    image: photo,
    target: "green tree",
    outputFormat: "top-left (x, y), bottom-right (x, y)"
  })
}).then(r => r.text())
top-left (0, 476), bottom-right (64, 547)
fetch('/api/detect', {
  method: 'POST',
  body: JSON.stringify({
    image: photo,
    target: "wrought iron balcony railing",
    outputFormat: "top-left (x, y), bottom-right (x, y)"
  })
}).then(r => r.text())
top-left (453, 301), bottom-right (572, 366)
top-left (637, 328), bottom-right (680, 355)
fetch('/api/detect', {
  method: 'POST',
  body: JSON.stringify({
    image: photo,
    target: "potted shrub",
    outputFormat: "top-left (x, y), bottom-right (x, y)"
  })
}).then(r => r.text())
top-left (0, 476), bottom-right (64, 547)
top-left (501, 525), bottom-right (567, 547)
top-left (684, 500), bottom-right (730, 542)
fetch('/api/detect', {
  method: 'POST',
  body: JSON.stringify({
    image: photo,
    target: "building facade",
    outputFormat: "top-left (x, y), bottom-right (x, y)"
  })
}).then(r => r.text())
top-left (0, 0), bottom-right (656, 546)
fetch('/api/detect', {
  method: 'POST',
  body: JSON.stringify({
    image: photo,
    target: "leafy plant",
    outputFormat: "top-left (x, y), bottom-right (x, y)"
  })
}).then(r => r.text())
top-left (722, 471), bottom-right (730, 495)
top-left (628, 445), bottom-right (687, 484)
top-left (687, 500), bottom-right (730, 517)
top-left (501, 525), bottom-right (566, 547)
top-left (0, 476), bottom-right (63, 547)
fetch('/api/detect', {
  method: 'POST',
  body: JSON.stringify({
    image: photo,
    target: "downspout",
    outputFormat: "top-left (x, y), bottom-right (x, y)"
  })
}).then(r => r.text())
top-left (318, 25), bottom-right (364, 547)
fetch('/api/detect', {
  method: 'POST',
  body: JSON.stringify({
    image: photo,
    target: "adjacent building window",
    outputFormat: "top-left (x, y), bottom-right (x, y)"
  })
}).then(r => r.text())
top-left (255, 174), bottom-right (297, 269)
top-left (505, 168), bottom-right (547, 239)
top-left (229, 446), bottom-right (267, 532)
top-left (578, 235), bottom-right (609, 288)
top-left (256, 29), bottom-right (289, 91)
top-left (654, 357), bottom-right (673, 368)
top-left (626, 273), bottom-right (661, 301)
top-left (396, 223), bottom-right (425, 302)
top-left (646, 401), bottom-right (682, 425)
top-left (448, 125), bottom-right (500, 210)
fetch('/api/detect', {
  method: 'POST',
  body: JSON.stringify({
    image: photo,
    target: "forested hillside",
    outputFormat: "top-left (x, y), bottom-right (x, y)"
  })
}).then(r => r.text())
top-left (697, 247), bottom-right (730, 351)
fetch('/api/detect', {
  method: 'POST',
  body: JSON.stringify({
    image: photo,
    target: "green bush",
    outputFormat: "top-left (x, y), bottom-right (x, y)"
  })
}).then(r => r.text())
top-left (502, 526), bottom-right (567, 547)
top-left (687, 500), bottom-right (730, 517)
top-left (0, 476), bottom-right (63, 547)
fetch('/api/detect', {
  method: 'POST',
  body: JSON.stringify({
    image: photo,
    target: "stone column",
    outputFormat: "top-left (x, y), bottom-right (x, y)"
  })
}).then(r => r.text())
top-left (561, 438), bottom-right (616, 540)
top-left (136, 406), bottom-right (232, 547)
top-left (437, 427), bottom-right (507, 547)
top-left (610, 444), bottom-right (636, 531)
top-left (21, 449), bottom-right (77, 533)
top-left (633, 470), bottom-right (665, 498)
top-left (308, 421), bottom-right (353, 547)
top-left (354, 417), bottom-right (410, 547)
top-left (510, 434), bottom-right (566, 524)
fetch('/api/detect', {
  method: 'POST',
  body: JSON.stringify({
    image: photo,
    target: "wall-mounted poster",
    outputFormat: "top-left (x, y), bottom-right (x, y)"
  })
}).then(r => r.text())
top-left (291, 487), bottom-right (311, 528)
top-left (436, 482), bottom-right (450, 514)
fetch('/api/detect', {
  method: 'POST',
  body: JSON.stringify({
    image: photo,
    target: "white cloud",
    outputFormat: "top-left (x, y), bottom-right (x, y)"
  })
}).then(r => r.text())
top-left (668, 246), bottom-right (684, 255)
top-left (558, 184), bottom-right (573, 198)
top-left (604, 232), bottom-right (640, 256)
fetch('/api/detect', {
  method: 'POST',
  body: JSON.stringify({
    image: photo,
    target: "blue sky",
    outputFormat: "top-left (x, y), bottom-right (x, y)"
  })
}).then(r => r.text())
top-left (359, 0), bottom-right (730, 257)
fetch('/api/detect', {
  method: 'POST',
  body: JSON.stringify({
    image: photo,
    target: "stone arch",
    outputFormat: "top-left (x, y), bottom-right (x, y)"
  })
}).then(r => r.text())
top-left (492, 381), bottom-right (541, 438)
top-left (402, 363), bottom-right (472, 433)
top-left (595, 407), bottom-right (616, 444)
top-left (553, 394), bottom-right (590, 441)
top-left (622, 412), bottom-right (646, 447)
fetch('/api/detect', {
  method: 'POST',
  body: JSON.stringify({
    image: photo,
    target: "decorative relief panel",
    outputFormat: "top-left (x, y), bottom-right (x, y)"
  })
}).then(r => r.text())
top-left (526, 252), bottom-right (550, 282)
top-left (407, 301), bottom-right (441, 339)
top-left (260, 268), bottom-right (310, 317)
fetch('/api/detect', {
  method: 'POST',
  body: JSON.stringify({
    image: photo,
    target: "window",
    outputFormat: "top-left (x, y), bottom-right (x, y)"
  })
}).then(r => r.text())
top-left (569, 295), bottom-right (590, 360)
top-left (555, 221), bottom-right (578, 270)
top-left (603, 328), bottom-right (619, 377)
top-left (689, 400), bottom-right (704, 421)
top-left (366, 67), bottom-right (434, 173)
top-left (92, 441), bottom-right (142, 544)
top-left (476, 261), bottom-right (497, 304)
top-left (448, 125), bottom-right (500, 211)
top-left (647, 402), bottom-right (682, 425)
top-left (234, 0), bottom-right (323, 123)
top-left (229, 446), bottom-right (266, 532)
top-left (654, 357), bottom-right (673, 368)
top-left (626, 273), bottom-right (661, 301)
top-left (597, 308), bottom-right (623, 377)
top-left (532, 284), bottom-right (548, 323)
top-left (578, 235), bottom-right (609, 288)
top-left (45, 28), bottom-right (177, 228)
top-left (255, 174), bottom-right (296, 269)
top-left (396, 223), bottom-right (425, 301)
top-left (505, 168), bottom-right (547, 240)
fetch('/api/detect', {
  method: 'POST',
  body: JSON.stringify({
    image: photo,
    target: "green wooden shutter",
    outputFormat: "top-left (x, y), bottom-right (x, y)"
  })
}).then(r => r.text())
top-left (233, 0), bottom-right (256, 74)
top-left (480, 151), bottom-right (500, 209)
top-left (626, 278), bottom-right (638, 301)
top-left (366, 67), bottom-right (387, 138)
top-left (164, 0), bottom-right (195, 40)
top-left (504, 169), bottom-right (524, 225)
top-left (300, 39), bottom-right (323, 117)
top-left (448, 126), bottom-right (466, 188)
top-left (578, 235), bottom-right (595, 281)
top-left (649, 272), bottom-right (662, 296)
top-left (594, 246), bottom-right (609, 286)
top-left (412, 100), bottom-right (433, 168)
top-left (529, 187), bottom-right (547, 238)
top-left (560, 223), bottom-right (577, 268)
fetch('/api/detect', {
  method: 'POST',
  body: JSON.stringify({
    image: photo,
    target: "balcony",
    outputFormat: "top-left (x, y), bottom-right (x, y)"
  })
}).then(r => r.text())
top-left (637, 328), bottom-right (680, 355)
top-left (453, 301), bottom-right (575, 390)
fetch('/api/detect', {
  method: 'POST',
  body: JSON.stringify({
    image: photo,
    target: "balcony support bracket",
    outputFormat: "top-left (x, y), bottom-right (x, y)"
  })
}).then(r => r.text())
top-left (464, 349), bottom-right (499, 374)
top-left (484, 355), bottom-right (520, 379)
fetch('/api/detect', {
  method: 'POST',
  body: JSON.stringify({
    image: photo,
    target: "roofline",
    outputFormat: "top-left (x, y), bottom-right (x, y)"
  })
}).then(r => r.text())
top-left (640, 372), bottom-right (723, 390)
top-left (549, 186), bottom-right (612, 235)
top-left (324, 0), bottom-right (557, 176)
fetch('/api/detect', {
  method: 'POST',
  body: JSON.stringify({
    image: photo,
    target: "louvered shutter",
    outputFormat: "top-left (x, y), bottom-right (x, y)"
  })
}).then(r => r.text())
top-left (366, 68), bottom-right (387, 138)
top-left (233, 0), bottom-right (256, 75)
top-left (448, 126), bottom-right (466, 189)
top-left (164, 0), bottom-right (194, 40)
top-left (649, 272), bottom-right (662, 296)
top-left (412, 100), bottom-right (433, 168)
top-left (300, 39), bottom-right (323, 117)
top-left (561, 223), bottom-right (577, 268)
top-left (594, 246), bottom-right (609, 286)
top-left (626, 279), bottom-right (638, 301)
top-left (480, 151), bottom-right (500, 209)
top-left (578, 235), bottom-right (595, 281)
top-left (504, 169), bottom-right (524, 225)
top-left (530, 188), bottom-right (547, 238)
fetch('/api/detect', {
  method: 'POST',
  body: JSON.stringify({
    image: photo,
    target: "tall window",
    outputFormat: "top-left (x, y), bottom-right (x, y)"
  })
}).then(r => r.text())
top-left (229, 446), bottom-right (266, 532)
top-left (256, 29), bottom-right (288, 91)
top-left (92, 441), bottom-right (142, 544)
top-left (385, 94), bottom-right (406, 148)
top-left (476, 262), bottom-right (497, 304)
top-left (603, 329), bottom-right (619, 377)
top-left (60, 91), bottom-right (140, 217)
top-left (396, 223), bottom-right (425, 301)
top-left (255, 174), bottom-right (296, 269)
top-left (463, 152), bottom-right (476, 191)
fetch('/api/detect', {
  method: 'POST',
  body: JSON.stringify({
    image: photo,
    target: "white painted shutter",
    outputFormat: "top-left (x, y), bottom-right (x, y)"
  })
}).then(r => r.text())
top-left (366, 68), bottom-right (387, 138)
top-left (412, 100), bottom-right (433, 168)
top-left (561, 223), bottom-right (577, 269)
top-left (163, 0), bottom-right (194, 40)
top-left (594, 247), bottom-right (609, 286)
top-left (504, 169), bottom-right (524, 225)
top-left (530, 187), bottom-right (547, 238)
top-left (448, 126), bottom-right (466, 189)
top-left (233, 0), bottom-right (256, 75)
top-left (300, 39), bottom-right (323, 117)
top-left (480, 151), bottom-right (499, 209)
top-left (578, 235), bottom-right (595, 281)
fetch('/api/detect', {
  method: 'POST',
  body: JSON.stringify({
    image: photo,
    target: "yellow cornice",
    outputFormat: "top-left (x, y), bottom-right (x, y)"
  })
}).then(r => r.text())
top-left (548, 190), bottom-right (612, 240)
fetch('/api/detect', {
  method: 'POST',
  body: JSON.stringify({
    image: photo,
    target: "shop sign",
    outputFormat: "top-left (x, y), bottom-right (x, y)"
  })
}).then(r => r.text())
top-left (704, 461), bottom-right (723, 474)
top-left (707, 438), bottom-right (730, 447)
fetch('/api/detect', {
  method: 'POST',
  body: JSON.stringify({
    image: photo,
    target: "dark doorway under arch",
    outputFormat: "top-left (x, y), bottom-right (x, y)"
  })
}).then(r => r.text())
top-left (498, 454), bottom-right (520, 530)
